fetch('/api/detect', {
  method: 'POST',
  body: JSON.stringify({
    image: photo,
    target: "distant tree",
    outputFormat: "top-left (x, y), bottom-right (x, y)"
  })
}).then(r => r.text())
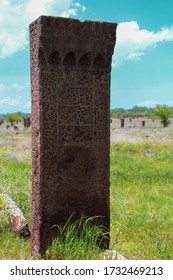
top-left (16, 111), bottom-right (31, 119)
top-left (6, 113), bottom-right (21, 125)
top-left (153, 105), bottom-right (173, 127)
top-left (111, 108), bottom-right (126, 118)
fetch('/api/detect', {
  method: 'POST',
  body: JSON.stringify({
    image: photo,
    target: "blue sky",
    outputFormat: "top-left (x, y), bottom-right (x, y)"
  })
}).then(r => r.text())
top-left (0, 0), bottom-right (173, 113)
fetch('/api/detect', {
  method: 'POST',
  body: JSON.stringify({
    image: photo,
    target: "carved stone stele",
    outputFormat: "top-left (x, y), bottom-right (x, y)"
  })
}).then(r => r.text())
top-left (30, 15), bottom-right (117, 256)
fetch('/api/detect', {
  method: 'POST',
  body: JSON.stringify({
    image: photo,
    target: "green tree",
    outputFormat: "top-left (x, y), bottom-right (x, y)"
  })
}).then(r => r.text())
top-left (6, 113), bottom-right (21, 125)
top-left (154, 105), bottom-right (173, 127)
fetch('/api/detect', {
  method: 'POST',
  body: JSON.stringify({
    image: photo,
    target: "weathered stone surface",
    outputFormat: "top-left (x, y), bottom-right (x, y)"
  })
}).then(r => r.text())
top-left (121, 118), bottom-right (125, 128)
top-left (30, 16), bottom-right (117, 256)
top-left (24, 117), bottom-right (31, 128)
top-left (2, 194), bottom-right (30, 238)
top-left (104, 249), bottom-right (127, 260)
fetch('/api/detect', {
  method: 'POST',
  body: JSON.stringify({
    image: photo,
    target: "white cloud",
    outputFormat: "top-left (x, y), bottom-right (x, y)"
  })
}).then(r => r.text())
top-left (0, 93), bottom-right (31, 112)
top-left (113, 21), bottom-right (173, 67)
top-left (74, 2), bottom-right (86, 12)
top-left (0, 82), bottom-right (31, 112)
top-left (23, 101), bottom-right (31, 110)
top-left (137, 100), bottom-right (161, 107)
top-left (0, 0), bottom-right (86, 59)
top-left (0, 83), bottom-right (7, 92)
top-left (0, 82), bottom-right (26, 93)
top-left (138, 100), bottom-right (173, 108)
top-left (61, 8), bottom-right (77, 18)
top-left (11, 83), bottom-right (25, 91)
top-left (26, 0), bottom-right (75, 20)
top-left (0, 96), bottom-right (22, 106)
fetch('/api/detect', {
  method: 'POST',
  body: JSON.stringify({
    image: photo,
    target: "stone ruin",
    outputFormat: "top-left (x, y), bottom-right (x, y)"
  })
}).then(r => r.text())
top-left (30, 16), bottom-right (117, 256)
top-left (24, 117), bottom-right (31, 128)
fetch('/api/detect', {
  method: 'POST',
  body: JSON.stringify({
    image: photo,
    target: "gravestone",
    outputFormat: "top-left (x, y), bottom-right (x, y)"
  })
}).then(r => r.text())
top-left (24, 119), bottom-right (27, 128)
top-left (121, 118), bottom-right (125, 128)
top-left (30, 16), bottom-right (117, 256)
top-left (142, 120), bottom-right (145, 127)
top-left (24, 117), bottom-right (31, 128)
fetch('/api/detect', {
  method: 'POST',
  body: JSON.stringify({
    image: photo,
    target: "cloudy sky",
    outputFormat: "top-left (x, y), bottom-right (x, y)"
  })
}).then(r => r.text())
top-left (0, 0), bottom-right (173, 113)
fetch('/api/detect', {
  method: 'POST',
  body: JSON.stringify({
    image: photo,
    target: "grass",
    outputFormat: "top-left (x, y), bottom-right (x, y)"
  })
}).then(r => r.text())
top-left (0, 120), bottom-right (173, 259)
top-left (45, 217), bottom-right (107, 260)
top-left (110, 142), bottom-right (173, 259)
top-left (0, 126), bottom-right (32, 259)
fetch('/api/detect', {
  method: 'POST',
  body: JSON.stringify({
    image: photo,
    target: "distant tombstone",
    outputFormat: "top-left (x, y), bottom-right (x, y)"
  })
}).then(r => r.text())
top-left (24, 117), bottom-right (31, 128)
top-left (24, 118), bottom-right (27, 128)
top-left (27, 117), bottom-right (31, 127)
top-left (142, 120), bottom-right (145, 127)
top-left (121, 118), bottom-right (125, 128)
top-left (30, 16), bottom-right (117, 256)
top-left (129, 118), bottom-right (132, 122)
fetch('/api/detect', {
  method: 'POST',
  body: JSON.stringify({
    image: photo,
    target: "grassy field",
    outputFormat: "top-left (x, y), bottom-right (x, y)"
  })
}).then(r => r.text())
top-left (0, 118), bottom-right (173, 259)
top-left (0, 124), bottom-right (31, 259)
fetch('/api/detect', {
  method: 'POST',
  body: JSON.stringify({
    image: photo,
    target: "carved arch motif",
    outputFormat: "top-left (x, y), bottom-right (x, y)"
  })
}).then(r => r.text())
top-left (63, 52), bottom-right (76, 67)
top-left (93, 53), bottom-right (105, 68)
top-left (78, 53), bottom-right (91, 67)
top-left (48, 51), bottom-right (61, 66)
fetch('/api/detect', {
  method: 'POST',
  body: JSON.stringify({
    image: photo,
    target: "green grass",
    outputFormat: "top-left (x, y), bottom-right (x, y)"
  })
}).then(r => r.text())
top-left (0, 127), bottom-right (173, 259)
top-left (110, 142), bottom-right (173, 259)
top-left (45, 217), bottom-right (107, 260)
top-left (0, 128), bottom-right (32, 259)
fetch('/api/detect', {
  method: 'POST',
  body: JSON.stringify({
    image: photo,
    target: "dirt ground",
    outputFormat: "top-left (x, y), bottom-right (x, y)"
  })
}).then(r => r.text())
top-left (110, 117), bottom-right (173, 145)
